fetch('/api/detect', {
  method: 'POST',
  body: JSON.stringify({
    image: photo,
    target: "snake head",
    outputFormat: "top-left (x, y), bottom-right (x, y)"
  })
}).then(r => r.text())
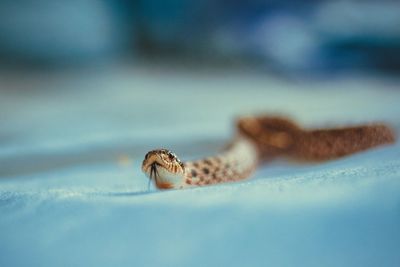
top-left (141, 149), bottom-right (185, 189)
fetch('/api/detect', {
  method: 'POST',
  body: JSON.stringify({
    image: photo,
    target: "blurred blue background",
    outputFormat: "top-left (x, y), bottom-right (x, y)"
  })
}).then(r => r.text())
top-left (0, 1), bottom-right (400, 267)
top-left (0, 0), bottom-right (399, 74)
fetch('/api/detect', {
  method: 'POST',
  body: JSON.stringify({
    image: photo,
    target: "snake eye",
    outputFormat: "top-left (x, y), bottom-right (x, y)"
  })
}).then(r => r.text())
top-left (168, 153), bottom-right (175, 160)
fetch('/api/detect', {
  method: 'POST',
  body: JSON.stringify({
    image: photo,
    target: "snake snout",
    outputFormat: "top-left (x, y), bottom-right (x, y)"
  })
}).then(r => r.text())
top-left (142, 149), bottom-right (169, 176)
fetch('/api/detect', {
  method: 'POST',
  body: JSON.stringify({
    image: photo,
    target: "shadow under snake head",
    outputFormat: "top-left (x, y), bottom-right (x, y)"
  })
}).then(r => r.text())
top-left (142, 149), bottom-right (185, 189)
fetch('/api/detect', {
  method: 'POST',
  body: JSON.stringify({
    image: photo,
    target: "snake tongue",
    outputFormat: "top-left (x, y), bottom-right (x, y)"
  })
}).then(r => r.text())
top-left (148, 163), bottom-right (157, 190)
top-left (150, 164), bottom-right (155, 179)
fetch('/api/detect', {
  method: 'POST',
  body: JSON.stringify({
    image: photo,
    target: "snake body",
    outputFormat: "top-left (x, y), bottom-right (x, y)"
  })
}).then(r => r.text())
top-left (142, 138), bottom-right (258, 189)
top-left (142, 115), bottom-right (395, 190)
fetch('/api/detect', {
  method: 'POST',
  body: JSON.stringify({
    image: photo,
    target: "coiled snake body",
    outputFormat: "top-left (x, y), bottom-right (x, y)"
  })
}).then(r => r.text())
top-left (142, 116), bottom-right (395, 190)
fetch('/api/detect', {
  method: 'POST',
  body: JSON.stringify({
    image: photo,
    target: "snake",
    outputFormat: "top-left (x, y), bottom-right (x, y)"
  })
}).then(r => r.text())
top-left (141, 115), bottom-right (395, 190)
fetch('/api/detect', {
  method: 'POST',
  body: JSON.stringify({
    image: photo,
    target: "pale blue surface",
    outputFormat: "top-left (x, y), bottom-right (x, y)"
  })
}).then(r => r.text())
top-left (0, 68), bottom-right (399, 266)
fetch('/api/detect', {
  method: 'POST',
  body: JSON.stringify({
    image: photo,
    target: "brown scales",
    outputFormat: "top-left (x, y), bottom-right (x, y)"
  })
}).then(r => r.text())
top-left (237, 116), bottom-right (396, 161)
top-left (143, 115), bottom-right (396, 190)
top-left (184, 156), bottom-right (248, 186)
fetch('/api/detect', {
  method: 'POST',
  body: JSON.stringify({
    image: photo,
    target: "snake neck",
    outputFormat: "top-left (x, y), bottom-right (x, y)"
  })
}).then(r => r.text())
top-left (180, 137), bottom-right (259, 188)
